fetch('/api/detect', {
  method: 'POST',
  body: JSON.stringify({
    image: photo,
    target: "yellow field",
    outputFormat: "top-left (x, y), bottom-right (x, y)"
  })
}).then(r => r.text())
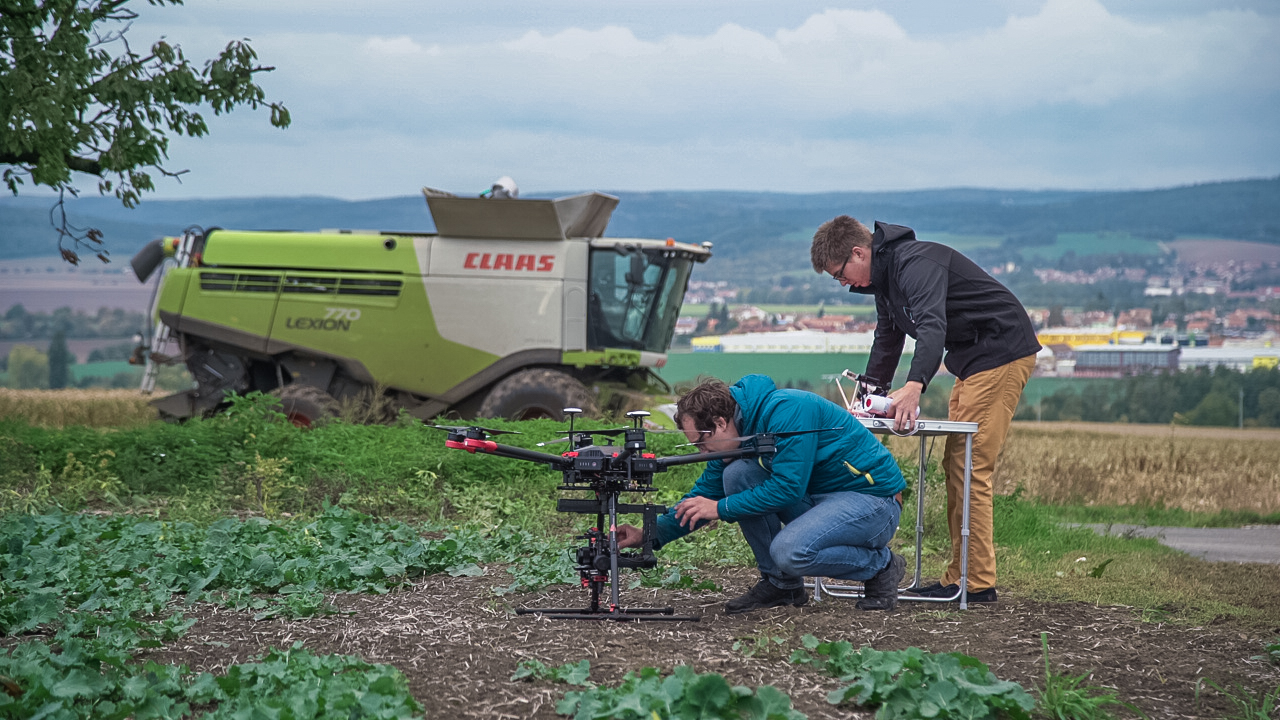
top-left (0, 389), bottom-right (158, 428)
top-left (994, 423), bottom-right (1280, 515)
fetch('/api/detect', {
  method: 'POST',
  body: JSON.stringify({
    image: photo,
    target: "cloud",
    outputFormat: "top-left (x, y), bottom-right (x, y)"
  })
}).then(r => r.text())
top-left (131, 1), bottom-right (1280, 196)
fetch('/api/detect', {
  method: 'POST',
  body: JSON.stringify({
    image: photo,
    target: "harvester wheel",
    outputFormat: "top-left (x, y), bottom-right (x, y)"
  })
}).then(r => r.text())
top-left (275, 384), bottom-right (338, 428)
top-left (478, 368), bottom-right (598, 420)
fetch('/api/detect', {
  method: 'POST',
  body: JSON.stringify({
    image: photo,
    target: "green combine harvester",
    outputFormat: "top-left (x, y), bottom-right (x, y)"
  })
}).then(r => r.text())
top-left (130, 188), bottom-right (712, 424)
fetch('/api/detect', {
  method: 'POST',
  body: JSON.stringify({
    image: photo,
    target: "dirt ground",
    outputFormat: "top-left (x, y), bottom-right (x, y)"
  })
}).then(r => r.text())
top-left (142, 566), bottom-right (1280, 720)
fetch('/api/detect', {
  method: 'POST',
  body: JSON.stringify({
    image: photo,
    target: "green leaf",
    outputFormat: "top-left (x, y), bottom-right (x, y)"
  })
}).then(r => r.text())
top-left (49, 669), bottom-right (108, 698)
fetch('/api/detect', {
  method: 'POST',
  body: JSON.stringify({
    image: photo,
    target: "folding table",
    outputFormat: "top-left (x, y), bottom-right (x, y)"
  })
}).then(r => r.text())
top-left (806, 416), bottom-right (981, 609)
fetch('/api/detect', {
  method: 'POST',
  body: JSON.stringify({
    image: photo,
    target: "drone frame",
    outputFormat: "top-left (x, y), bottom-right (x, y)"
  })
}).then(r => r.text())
top-left (439, 408), bottom-right (801, 622)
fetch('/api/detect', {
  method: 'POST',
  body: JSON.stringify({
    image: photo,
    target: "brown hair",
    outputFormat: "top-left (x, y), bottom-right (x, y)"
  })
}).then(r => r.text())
top-left (674, 377), bottom-right (737, 433)
top-left (810, 215), bottom-right (872, 273)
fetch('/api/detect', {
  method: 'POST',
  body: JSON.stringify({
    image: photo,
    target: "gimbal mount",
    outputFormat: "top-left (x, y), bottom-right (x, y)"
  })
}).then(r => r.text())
top-left (440, 409), bottom-right (792, 622)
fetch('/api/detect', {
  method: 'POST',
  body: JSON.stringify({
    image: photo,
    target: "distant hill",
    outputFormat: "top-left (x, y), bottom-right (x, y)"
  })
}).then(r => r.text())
top-left (1, 178), bottom-right (1277, 279)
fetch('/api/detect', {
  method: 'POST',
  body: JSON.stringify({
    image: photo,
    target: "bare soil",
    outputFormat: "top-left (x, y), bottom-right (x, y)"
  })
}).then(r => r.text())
top-left (141, 566), bottom-right (1280, 720)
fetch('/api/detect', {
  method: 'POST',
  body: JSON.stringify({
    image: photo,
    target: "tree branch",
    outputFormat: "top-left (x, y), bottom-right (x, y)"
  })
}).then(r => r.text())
top-left (0, 152), bottom-right (104, 177)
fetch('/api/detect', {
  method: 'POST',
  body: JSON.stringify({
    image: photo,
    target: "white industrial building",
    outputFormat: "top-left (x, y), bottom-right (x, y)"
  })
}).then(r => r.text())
top-left (693, 331), bottom-right (916, 354)
top-left (1178, 346), bottom-right (1280, 372)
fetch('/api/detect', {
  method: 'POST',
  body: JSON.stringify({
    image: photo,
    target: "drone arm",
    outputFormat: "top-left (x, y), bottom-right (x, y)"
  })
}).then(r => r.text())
top-left (655, 446), bottom-right (765, 470)
top-left (448, 438), bottom-right (568, 468)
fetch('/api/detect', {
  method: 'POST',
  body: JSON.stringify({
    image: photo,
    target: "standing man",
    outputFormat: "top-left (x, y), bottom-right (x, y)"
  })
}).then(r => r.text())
top-left (615, 374), bottom-right (908, 612)
top-left (810, 216), bottom-right (1040, 603)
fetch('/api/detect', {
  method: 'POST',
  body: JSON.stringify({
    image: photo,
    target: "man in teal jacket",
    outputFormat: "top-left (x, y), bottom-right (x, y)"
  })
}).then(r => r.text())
top-left (617, 374), bottom-right (907, 612)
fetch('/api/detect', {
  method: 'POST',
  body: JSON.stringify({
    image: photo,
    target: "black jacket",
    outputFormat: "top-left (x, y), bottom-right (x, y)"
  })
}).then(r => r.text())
top-left (851, 222), bottom-right (1041, 390)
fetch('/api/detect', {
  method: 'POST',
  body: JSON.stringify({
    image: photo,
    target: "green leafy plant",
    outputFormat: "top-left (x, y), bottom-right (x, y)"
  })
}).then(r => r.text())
top-left (1087, 558), bottom-right (1114, 578)
top-left (790, 635), bottom-right (1035, 720)
top-left (1036, 633), bottom-right (1137, 720)
top-left (632, 564), bottom-right (721, 592)
top-left (1253, 639), bottom-right (1280, 666)
top-left (512, 659), bottom-right (593, 686)
top-left (189, 642), bottom-right (422, 719)
top-left (1195, 678), bottom-right (1279, 720)
top-left (732, 632), bottom-right (788, 659)
top-left (555, 665), bottom-right (805, 720)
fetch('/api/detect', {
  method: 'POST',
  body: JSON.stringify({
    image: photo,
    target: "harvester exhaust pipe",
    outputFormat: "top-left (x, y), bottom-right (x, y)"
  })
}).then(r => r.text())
top-left (131, 238), bottom-right (165, 283)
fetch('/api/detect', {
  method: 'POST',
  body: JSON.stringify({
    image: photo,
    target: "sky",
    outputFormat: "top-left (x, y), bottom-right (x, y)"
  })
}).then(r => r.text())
top-left (100, 0), bottom-right (1280, 199)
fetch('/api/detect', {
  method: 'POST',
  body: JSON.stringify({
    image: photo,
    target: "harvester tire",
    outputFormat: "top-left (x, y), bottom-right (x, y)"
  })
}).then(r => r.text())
top-left (276, 384), bottom-right (338, 428)
top-left (478, 368), bottom-right (598, 420)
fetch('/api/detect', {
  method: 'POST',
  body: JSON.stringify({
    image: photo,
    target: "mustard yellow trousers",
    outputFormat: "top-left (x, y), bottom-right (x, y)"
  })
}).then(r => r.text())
top-left (940, 354), bottom-right (1036, 591)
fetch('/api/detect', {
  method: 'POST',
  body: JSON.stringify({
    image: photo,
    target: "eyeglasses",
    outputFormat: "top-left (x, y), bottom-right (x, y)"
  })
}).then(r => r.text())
top-left (831, 259), bottom-right (852, 283)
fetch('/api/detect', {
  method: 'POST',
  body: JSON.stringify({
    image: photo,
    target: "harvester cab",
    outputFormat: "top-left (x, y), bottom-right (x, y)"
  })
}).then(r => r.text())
top-left (130, 188), bottom-right (712, 425)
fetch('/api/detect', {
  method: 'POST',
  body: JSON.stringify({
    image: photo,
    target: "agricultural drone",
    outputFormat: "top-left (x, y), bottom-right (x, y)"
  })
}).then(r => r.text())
top-left (436, 409), bottom-right (826, 622)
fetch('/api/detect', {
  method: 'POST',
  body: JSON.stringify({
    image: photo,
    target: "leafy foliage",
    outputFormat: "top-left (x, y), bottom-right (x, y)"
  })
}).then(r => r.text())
top-left (190, 643), bottom-right (423, 720)
top-left (512, 659), bottom-right (593, 687)
top-left (0, 0), bottom-right (290, 262)
top-left (789, 635), bottom-right (1035, 720)
top-left (1035, 633), bottom-right (1132, 720)
top-left (0, 630), bottom-right (421, 720)
top-left (0, 506), bottom-right (480, 634)
top-left (555, 665), bottom-right (806, 720)
top-left (1194, 677), bottom-right (1279, 720)
top-left (1254, 639), bottom-right (1280, 666)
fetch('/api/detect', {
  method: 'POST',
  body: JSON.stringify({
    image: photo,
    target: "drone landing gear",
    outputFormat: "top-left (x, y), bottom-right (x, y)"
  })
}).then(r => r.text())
top-left (517, 501), bottom-right (702, 622)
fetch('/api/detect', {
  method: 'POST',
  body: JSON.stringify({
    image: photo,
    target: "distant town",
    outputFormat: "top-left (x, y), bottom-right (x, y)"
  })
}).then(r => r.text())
top-left (677, 248), bottom-right (1280, 379)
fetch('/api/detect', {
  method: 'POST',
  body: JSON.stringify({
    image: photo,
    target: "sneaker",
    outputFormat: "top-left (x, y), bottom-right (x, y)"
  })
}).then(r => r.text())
top-left (911, 582), bottom-right (998, 603)
top-left (724, 578), bottom-right (808, 614)
top-left (856, 552), bottom-right (905, 611)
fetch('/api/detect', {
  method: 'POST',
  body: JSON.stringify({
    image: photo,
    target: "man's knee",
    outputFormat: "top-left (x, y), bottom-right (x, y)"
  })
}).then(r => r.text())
top-left (770, 541), bottom-right (813, 578)
top-left (722, 459), bottom-right (770, 495)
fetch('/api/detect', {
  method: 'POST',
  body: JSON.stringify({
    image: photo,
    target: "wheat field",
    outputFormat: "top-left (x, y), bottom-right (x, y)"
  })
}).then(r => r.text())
top-left (994, 423), bottom-right (1280, 515)
top-left (0, 389), bottom-right (158, 428)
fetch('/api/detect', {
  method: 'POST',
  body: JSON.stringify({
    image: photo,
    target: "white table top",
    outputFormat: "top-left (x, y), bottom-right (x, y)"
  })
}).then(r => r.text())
top-left (857, 416), bottom-right (978, 436)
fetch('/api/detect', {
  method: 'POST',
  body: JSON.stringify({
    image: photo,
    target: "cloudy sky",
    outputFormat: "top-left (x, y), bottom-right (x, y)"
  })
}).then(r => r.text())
top-left (117, 0), bottom-right (1280, 199)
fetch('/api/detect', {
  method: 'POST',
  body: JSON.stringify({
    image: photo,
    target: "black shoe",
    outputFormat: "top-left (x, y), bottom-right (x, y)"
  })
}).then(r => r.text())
top-left (911, 582), bottom-right (998, 603)
top-left (856, 552), bottom-right (905, 611)
top-left (724, 579), bottom-right (808, 614)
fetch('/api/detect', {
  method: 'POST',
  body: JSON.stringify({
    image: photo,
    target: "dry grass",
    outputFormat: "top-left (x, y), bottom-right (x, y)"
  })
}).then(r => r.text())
top-left (0, 388), bottom-right (158, 428)
top-left (993, 424), bottom-right (1280, 515)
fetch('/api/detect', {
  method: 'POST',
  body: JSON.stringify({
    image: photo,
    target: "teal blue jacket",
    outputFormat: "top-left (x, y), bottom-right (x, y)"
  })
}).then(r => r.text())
top-left (655, 374), bottom-right (906, 546)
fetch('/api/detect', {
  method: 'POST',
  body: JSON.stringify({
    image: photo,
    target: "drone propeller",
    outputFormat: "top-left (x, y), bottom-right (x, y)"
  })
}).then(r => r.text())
top-left (674, 427), bottom-right (842, 448)
top-left (536, 426), bottom-right (685, 446)
top-left (427, 424), bottom-right (522, 437)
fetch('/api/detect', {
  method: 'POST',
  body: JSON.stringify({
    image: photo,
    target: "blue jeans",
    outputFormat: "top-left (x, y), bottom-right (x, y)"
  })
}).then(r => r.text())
top-left (723, 459), bottom-right (901, 590)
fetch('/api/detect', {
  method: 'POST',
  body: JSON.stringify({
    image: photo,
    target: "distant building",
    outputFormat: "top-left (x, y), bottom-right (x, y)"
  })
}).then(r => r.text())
top-left (1071, 344), bottom-right (1180, 378)
top-left (698, 331), bottom-right (915, 354)
top-left (1037, 326), bottom-right (1147, 348)
top-left (1179, 346), bottom-right (1280, 372)
top-left (1117, 308), bottom-right (1153, 329)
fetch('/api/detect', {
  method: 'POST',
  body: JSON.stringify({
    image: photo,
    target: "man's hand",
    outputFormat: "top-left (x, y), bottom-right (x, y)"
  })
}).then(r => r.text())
top-left (614, 523), bottom-right (643, 549)
top-left (888, 381), bottom-right (923, 432)
top-left (674, 495), bottom-right (720, 530)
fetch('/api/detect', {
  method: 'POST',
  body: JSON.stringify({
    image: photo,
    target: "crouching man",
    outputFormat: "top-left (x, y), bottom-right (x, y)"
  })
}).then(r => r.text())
top-left (616, 374), bottom-right (907, 613)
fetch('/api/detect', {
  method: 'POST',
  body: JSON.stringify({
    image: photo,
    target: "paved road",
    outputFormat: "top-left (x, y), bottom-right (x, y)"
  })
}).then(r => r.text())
top-left (1078, 523), bottom-right (1280, 564)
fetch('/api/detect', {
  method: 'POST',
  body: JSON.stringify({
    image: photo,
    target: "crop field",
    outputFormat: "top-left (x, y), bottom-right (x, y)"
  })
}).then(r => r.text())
top-left (994, 423), bottom-right (1280, 516)
top-left (0, 394), bottom-right (1277, 718)
top-left (0, 388), bottom-right (158, 428)
top-left (1017, 232), bottom-right (1164, 261)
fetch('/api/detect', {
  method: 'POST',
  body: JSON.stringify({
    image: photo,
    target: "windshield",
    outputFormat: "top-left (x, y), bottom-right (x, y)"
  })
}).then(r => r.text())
top-left (587, 245), bottom-right (694, 353)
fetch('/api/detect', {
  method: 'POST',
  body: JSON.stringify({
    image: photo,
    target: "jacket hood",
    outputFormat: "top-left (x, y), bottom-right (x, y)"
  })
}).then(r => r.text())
top-left (728, 374), bottom-right (776, 434)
